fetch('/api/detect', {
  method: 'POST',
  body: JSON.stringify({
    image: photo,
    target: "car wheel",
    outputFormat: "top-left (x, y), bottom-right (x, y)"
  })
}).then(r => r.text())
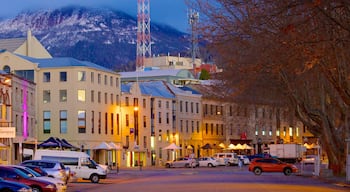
top-left (165, 163), bottom-right (171, 168)
top-left (90, 173), bottom-right (100, 183)
top-left (1, 189), bottom-right (13, 192)
top-left (284, 168), bottom-right (292, 176)
top-left (208, 163), bottom-right (213, 167)
top-left (31, 186), bottom-right (42, 192)
top-left (185, 163), bottom-right (190, 168)
top-left (253, 167), bottom-right (262, 175)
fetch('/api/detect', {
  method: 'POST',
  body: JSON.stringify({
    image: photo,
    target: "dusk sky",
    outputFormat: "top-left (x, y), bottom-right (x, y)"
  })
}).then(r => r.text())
top-left (0, 0), bottom-right (190, 32)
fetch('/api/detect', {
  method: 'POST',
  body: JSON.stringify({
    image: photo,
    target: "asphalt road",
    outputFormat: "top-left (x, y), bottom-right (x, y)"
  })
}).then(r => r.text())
top-left (67, 165), bottom-right (349, 192)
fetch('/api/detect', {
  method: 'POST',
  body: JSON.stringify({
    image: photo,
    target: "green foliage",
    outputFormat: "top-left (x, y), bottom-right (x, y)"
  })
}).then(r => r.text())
top-left (199, 69), bottom-right (210, 80)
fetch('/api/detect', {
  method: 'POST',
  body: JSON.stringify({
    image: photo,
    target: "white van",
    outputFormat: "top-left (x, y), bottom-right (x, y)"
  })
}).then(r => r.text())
top-left (213, 153), bottom-right (239, 166)
top-left (34, 149), bottom-right (107, 183)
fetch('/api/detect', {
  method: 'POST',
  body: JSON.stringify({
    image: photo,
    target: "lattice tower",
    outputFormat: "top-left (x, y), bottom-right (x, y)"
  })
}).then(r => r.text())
top-left (136, 0), bottom-right (151, 71)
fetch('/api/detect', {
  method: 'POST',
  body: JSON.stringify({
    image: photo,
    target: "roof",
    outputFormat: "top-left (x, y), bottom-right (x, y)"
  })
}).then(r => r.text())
top-left (0, 38), bottom-right (26, 52)
top-left (17, 55), bottom-right (116, 74)
top-left (119, 69), bottom-right (195, 79)
top-left (121, 81), bottom-right (175, 99)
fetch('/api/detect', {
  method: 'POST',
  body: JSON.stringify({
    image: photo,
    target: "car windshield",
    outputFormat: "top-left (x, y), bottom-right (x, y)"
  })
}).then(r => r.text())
top-left (23, 167), bottom-right (42, 177)
top-left (13, 168), bottom-right (31, 179)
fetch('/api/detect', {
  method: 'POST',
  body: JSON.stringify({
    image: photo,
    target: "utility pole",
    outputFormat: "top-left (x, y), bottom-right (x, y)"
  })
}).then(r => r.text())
top-left (188, 9), bottom-right (200, 69)
top-left (136, 0), bottom-right (151, 71)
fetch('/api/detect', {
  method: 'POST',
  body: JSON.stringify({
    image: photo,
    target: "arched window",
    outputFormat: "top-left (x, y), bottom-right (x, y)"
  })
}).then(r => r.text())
top-left (3, 65), bottom-right (11, 74)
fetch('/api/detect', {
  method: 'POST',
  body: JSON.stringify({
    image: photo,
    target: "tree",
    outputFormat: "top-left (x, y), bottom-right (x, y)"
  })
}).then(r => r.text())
top-left (189, 0), bottom-right (350, 175)
top-left (199, 69), bottom-right (211, 80)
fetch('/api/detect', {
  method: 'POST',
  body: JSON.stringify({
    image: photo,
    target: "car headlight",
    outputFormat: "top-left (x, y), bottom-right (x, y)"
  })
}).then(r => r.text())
top-left (45, 184), bottom-right (56, 189)
top-left (18, 187), bottom-right (32, 192)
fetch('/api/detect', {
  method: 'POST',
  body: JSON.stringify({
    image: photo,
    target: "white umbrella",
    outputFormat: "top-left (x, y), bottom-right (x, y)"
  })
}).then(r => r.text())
top-left (108, 142), bottom-right (122, 150)
top-left (93, 142), bottom-right (112, 150)
top-left (163, 143), bottom-right (181, 150)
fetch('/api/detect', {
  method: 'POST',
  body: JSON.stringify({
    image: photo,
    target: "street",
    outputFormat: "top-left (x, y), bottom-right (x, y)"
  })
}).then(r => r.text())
top-left (67, 165), bottom-right (349, 192)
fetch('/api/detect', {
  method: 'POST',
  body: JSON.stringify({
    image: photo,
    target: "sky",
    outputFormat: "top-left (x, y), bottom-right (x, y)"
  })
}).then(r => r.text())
top-left (0, 0), bottom-right (190, 32)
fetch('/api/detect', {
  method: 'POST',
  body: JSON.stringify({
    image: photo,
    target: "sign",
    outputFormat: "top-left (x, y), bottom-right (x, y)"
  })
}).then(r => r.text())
top-left (0, 127), bottom-right (16, 138)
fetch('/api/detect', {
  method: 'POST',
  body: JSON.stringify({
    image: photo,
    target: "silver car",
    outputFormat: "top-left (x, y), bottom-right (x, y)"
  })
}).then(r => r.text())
top-left (197, 157), bottom-right (218, 167)
top-left (21, 160), bottom-right (69, 183)
top-left (165, 157), bottom-right (198, 168)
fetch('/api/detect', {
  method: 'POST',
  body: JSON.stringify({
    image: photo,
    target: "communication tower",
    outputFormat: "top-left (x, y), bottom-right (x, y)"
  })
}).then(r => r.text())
top-left (136, 0), bottom-right (151, 71)
top-left (188, 9), bottom-right (200, 69)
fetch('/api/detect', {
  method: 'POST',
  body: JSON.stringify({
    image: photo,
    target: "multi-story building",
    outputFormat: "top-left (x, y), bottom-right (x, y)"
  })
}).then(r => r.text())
top-left (0, 64), bottom-right (36, 165)
top-left (119, 80), bottom-right (202, 167)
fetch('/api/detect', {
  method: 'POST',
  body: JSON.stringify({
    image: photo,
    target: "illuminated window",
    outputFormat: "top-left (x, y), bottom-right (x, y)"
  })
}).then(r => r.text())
top-left (78, 71), bottom-right (86, 81)
top-left (289, 127), bottom-right (293, 136)
top-left (78, 90), bottom-right (85, 102)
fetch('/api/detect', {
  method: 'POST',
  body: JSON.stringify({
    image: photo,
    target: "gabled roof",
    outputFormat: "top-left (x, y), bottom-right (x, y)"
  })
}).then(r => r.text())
top-left (17, 55), bottom-right (116, 73)
top-left (0, 38), bottom-right (26, 52)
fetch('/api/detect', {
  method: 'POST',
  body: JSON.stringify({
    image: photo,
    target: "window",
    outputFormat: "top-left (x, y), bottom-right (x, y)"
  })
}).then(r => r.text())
top-left (143, 115), bottom-right (146, 128)
top-left (111, 94), bottom-right (114, 105)
top-left (60, 110), bottom-right (67, 133)
top-left (125, 114), bottom-right (129, 127)
top-left (186, 120), bottom-right (188, 133)
top-left (116, 114), bottom-right (120, 135)
top-left (105, 113), bottom-right (108, 134)
top-left (197, 121), bottom-right (200, 133)
top-left (78, 71), bottom-right (86, 81)
top-left (60, 72), bottom-right (67, 82)
top-left (78, 110), bottom-right (86, 133)
top-left (191, 102), bottom-right (193, 113)
top-left (158, 112), bottom-right (161, 123)
top-left (185, 102), bottom-right (188, 112)
top-left (110, 76), bottom-right (113, 86)
top-left (104, 93), bottom-right (107, 104)
top-left (91, 72), bottom-right (94, 83)
top-left (166, 113), bottom-right (169, 124)
top-left (166, 101), bottom-right (169, 108)
top-left (158, 100), bottom-right (161, 108)
top-left (180, 101), bottom-right (183, 112)
top-left (191, 121), bottom-right (194, 133)
top-left (43, 111), bottom-right (51, 134)
top-left (91, 110), bottom-right (95, 134)
top-left (43, 90), bottom-right (50, 103)
top-left (98, 74), bottom-right (101, 84)
top-left (143, 99), bottom-right (146, 108)
top-left (98, 92), bottom-right (101, 103)
top-left (91, 90), bottom-right (94, 102)
top-left (98, 112), bottom-right (101, 134)
top-left (116, 77), bottom-right (119, 88)
top-left (104, 75), bottom-right (107, 85)
top-left (43, 72), bottom-right (50, 82)
top-left (125, 97), bottom-right (129, 106)
top-left (196, 103), bottom-right (199, 113)
top-left (78, 90), bottom-right (85, 102)
top-left (59, 90), bottom-right (67, 102)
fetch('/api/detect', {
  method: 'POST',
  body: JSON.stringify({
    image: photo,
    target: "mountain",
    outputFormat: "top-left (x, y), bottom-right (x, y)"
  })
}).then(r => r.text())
top-left (0, 6), bottom-right (191, 71)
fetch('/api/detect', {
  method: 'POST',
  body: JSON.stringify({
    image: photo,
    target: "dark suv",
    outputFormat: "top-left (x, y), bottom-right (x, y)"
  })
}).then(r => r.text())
top-left (21, 160), bottom-right (69, 183)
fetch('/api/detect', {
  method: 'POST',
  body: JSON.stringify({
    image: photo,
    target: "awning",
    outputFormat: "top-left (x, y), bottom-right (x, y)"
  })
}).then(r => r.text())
top-left (108, 142), bottom-right (122, 150)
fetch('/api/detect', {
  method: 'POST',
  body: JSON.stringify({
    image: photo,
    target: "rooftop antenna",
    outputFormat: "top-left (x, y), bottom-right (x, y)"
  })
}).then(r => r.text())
top-left (188, 9), bottom-right (200, 69)
top-left (136, 0), bottom-right (151, 71)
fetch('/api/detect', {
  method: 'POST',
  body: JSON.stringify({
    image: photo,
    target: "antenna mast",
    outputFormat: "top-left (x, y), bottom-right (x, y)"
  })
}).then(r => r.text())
top-left (136, 0), bottom-right (151, 71)
top-left (188, 9), bottom-right (200, 69)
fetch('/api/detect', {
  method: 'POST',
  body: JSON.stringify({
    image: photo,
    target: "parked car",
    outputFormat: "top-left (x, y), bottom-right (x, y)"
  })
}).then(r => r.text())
top-left (301, 155), bottom-right (316, 164)
top-left (197, 157), bottom-right (218, 167)
top-left (0, 166), bottom-right (57, 192)
top-left (247, 153), bottom-right (272, 161)
top-left (248, 158), bottom-right (298, 176)
top-left (165, 157), bottom-right (198, 168)
top-left (21, 160), bottom-right (69, 183)
top-left (213, 153), bottom-right (239, 166)
top-left (237, 155), bottom-right (250, 165)
top-left (10, 165), bottom-right (67, 192)
top-left (0, 177), bottom-right (32, 192)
